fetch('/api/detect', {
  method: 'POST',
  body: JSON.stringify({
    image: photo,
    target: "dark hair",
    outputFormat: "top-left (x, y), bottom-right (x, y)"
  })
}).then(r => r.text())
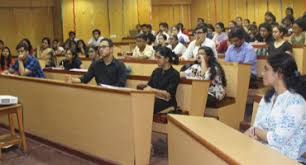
top-left (229, 20), bottom-right (237, 26)
top-left (286, 7), bottom-right (294, 15)
top-left (135, 33), bottom-right (148, 41)
top-left (53, 39), bottom-right (59, 43)
top-left (16, 42), bottom-right (29, 51)
top-left (198, 46), bottom-right (227, 87)
top-left (273, 25), bottom-right (288, 37)
top-left (159, 22), bottom-right (169, 29)
top-left (259, 22), bottom-right (272, 33)
top-left (264, 53), bottom-right (306, 102)
top-left (236, 16), bottom-right (242, 21)
top-left (92, 29), bottom-right (101, 35)
top-left (69, 31), bottom-right (76, 36)
top-left (194, 25), bottom-right (208, 33)
top-left (207, 24), bottom-right (215, 31)
top-left (100, 38), bottom-right (113, 48)
top-left (20, 38), bottom-right (33, 51)
top-left (42, 37), bottom-right (51, 47)
top-left (294, 18), bottom-right (306, 31)
top-left (45, 50), bottom-right (57, 68)
top-left (65, 40), bottom-right (77, 49)
top-left (197, 18), bottom-right (205, 23)
top-left (265, 11), bottom-right (276, 23)
top-left (76, 40), bottom-right (88, 57)
top-left (146, 33), bottom-right (156, 45)
top-left (228, 27), bottom-right (245, 39)
top-left (215, 22), bottom-right (225, 32)
top-left (0, 40), bottom-right (4, 45)
top-left (0, 47), bottom-right (12, 70)
top-left (147, 24), bottom-right (153, 30)
top-left (157, 46), bottom-right (179, 65)
top-left (244, 19), bottom-right (250, 24)
top-left (176, 23), bottom-right (184, 31)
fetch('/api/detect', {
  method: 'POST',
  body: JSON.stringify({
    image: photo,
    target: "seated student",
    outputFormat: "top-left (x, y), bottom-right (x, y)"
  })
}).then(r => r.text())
top-left (268, 25), bottom-right (292, 56)
top-left (243, 19), bottom-right (251, 32)
top-left (212, 22), bottom-right (228, 53)
top-left (45, 50), bottom-right (57, 68)
top-left (138, 46), bottom-right (180, 114)
top-left (37, 37), bottom-right (53, 58)
top-left (154, 34), bottom-right (168, 51)
top-left (197, 17), bottom-right (205, 27)
top-left (255, 23), bottom-right (274, 56)
top-left (59, 48), bottom-right (83, 70)
top-left (66, 38), bottom-right (127, 87)
top-left (265, 11), bottom-right (276, 25)
top-left (167, 35), bottom-right (186, 56)
top-left (171, 25), bottom-right (190, 44)
top-left (290, 18), bottom-right (306, 45)
top-left (88, 29), bottom-right (104, 47)
top-left (88, 46), bottom-right (99, 63)
top-left (257, 23), bottom-right (274, 44)
top-left (282, 15), bottom-right (294, 35)
top-left (52, 39), bottom-right (65, 56)
top-left (76, 40), bottom-right (89, 57)
top-left (0, 47), bottom-right (14, 72)
top-left (155, 22), bottom-right (170, 43)
top-left (64, 40), bottom-right (77, 50)
top-left (20, 38), bottom-right (34, 55)
top-left (248, 24), bottom-right (258, 42)
top-left (228, 20), bottom-right (237, 33)
top-left (225, 28), bottom-right (257, 88)
top-left (206, 24), bottom-right (215, 39)
top-left (7, 43), bottom-right (45, 78)
top-left (64, 31), bottom-right (79, 47)
top-left (176, 23), bottom-right (189, 36)
top-left (130, 34), bottom-right (155, 60)
top-left (146, 33), bottom-right (156, 46)
top-left (245, 53), bottom-right (306, 164)
top-left (235, 16), bottom-right (243, 27)
top-left (182, 25), bottom-right (217, 60)
top-left (180, 47), bottom-right (226, 106)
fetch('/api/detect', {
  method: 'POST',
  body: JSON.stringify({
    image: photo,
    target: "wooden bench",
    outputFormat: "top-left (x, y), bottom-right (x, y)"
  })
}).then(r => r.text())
top-left (42, 68), bottom-right (210, 134)
top-left (204, 61), bottom-right (251, 130)
top-left (167, 114), bottom-right (300, 165)
top-left (0, 75), bottom-right (155, 165)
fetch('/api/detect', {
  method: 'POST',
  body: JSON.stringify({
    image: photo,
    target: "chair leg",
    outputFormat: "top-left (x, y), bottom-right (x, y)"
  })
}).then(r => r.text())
top-left (16, 108), bottom-right (27, 153)
top-left (8, 113), bottom-right (15, 136)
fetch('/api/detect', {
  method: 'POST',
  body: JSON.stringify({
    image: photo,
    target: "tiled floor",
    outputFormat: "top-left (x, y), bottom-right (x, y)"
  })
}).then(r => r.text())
top-left (0, 129), bottom-right (168, 165)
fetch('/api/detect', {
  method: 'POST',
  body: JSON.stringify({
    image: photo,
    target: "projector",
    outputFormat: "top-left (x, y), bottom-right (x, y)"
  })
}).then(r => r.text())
top-left (0, 95), bottom-right (18, 105)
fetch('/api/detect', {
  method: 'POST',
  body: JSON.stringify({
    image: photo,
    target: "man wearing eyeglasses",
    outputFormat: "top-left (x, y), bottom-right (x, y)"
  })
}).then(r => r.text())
top-left (181, 25), bottom-right (217, 60)
top-left (5, 42), bottom-right (45, 78)
top-left (66, 38), bottom-right (128, 87)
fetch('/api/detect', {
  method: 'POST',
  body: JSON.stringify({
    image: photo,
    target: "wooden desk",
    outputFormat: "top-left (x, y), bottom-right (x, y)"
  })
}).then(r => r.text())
top-left (0, 104), bottom-right (27, 158)
top-left (0, 75), bottom-right (155, 165)
top-left (167, 115), bottom-right (300, 165)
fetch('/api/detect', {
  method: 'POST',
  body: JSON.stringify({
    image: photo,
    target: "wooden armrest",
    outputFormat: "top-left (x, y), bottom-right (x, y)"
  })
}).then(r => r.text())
top-left (153, 108), bottom-right (189, 124)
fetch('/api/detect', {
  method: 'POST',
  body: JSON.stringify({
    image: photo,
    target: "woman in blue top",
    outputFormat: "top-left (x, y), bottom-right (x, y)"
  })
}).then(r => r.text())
top-left (245, 52), bottom-right (306, 163)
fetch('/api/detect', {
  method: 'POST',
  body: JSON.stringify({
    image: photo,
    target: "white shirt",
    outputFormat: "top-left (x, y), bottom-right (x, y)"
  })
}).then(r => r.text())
top-left (132, 45), bottom-right (155, 59)
top-left (182, 38), bottom-right (218, 60)
top-left (88, 36), bottom-right (104, 47)
top-left (167, 43), bottom-right (186, 56)
top-left (177, 31), bottom-right (190, 44)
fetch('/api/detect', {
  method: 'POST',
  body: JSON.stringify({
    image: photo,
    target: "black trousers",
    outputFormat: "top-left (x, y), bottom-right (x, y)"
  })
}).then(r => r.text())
top-left (154, 98), bottom-right (174, 114)
top-left (206, 94), bottom-right (219, 107)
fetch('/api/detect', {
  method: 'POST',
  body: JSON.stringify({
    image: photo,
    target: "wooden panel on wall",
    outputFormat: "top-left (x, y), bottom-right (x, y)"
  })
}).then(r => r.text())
top-left (152, 0), bottom-right (191, 30)
top-left (62, 0), bottom-right (110, 42)
top-left (0, 1), bottom-right (55, 54)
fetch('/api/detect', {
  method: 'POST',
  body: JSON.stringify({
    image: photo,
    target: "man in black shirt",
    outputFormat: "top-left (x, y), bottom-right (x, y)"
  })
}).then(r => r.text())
top-left (66, 38), bottom-right (127, 87)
